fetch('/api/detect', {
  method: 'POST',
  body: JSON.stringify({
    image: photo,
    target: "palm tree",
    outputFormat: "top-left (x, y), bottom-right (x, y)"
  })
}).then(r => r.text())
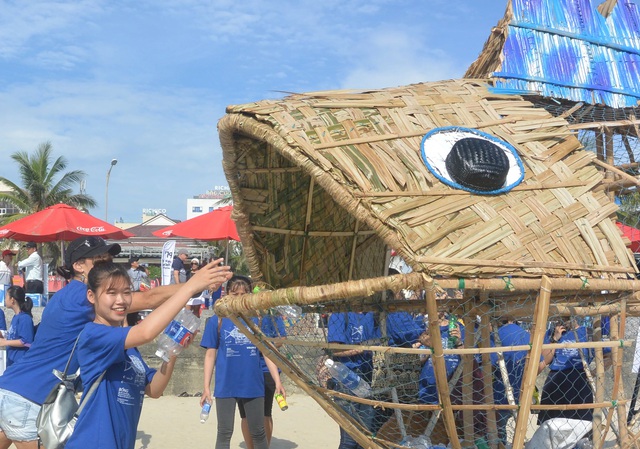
top-left (0, 142), bottom-right (97, 268)
top-left (0, 142), bottom-right (96, 220)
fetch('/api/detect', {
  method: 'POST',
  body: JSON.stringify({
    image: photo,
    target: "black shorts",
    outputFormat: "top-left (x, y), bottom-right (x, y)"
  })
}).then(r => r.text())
top-left (238, 372), bottom-right (276, 418)
top-left (25, 280), bottom-right (44, 294)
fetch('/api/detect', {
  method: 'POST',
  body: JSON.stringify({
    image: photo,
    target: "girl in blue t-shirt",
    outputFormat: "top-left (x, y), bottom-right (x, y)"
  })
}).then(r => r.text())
top-left (66, 259), bottom-right (231, 449)
top-left (200, 275), bottom-right (285, 449)
top-left (0, 286), bottom-right (35, 366)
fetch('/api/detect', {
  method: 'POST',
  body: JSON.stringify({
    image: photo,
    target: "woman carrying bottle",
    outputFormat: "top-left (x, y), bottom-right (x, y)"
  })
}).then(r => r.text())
top-left (65, 259), bottom-right (225, 449)
top-left (0, 286), bottom-right (35, 367)
top-left (200, 275), bottom-right (285, 449)
top-left (0, 236), bottom-right (232, 449)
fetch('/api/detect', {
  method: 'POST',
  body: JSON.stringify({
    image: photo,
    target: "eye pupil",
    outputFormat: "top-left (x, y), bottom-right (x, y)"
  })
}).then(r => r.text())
top-left (445, 137), bottom-right (510, 192)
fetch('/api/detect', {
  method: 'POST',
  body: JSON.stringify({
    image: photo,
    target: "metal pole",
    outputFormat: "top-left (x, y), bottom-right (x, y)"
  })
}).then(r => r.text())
top-left (105, 159), bottom-right (118, 222)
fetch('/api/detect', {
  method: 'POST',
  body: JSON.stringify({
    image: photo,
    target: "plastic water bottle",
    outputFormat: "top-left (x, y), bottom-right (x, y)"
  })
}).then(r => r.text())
top-left (275, 305), bottom-right (303, 320)
top-left (448, 314), bottom-right (458, 349)
top-left (155, 308), bottom-right (201, 362)
top-left (324, 359), bottom-right (372, 398)
top-left (575, 438), bottom-right (593, 449)
top-left (200, 400), bottom-right (211, 423)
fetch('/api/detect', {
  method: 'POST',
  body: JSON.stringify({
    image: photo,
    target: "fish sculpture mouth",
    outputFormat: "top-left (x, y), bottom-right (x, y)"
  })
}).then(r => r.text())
top-left (421, 126), bottom-right (525, 195)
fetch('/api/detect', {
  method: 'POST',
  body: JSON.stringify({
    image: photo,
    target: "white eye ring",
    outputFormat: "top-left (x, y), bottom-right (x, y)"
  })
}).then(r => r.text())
top-left (420, 126), bottom-right (525, 195)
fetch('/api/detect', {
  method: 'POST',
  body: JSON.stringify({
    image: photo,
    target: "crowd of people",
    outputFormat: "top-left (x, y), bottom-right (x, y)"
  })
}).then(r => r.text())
top-left (0, 241), bottom-right (615, 449)
top-left (322, 296), bottom-right (612, 448)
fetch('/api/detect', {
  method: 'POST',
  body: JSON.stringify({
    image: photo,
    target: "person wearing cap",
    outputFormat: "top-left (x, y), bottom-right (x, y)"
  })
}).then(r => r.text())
top-left (17, 242), bottom-right (43, 294)
top-left (0, 250), bottom-right (16, 286)
top-left (171, 251), bottom-right (189, 284)
top-left (186, 258), bottom-right (208, 317)
top-left (0, 236), bottom-right (233, 448)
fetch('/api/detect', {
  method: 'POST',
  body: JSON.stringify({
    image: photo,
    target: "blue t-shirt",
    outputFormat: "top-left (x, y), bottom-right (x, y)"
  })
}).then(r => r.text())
top-left (67, 323), bottom-right (155, 449)
top-left (0, 280), bottom-right (92, 404)
top-left (327, 312), bottom-right (376, 382)
top-left (545, 325), bottom-right (608, 371)
top-left (5, 312), bottom-right (35, 367)
top-left (200, 315), bottom-right (265, 398)
top-left (490, 323), bottom-right (530, 404)
top-left (0, 308), bottom-right (6, 331)
top-left (418, 324), bottom-right (465, 404)
top-left (386, 312), bottom-right (425, 347)
top-left (260, 314), bottom-right (287, 373)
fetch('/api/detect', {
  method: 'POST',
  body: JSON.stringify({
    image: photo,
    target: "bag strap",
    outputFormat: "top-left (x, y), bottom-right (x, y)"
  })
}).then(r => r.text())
top-left (75, 370), bottom-right (106, 417)
top-left (53, 331), bottom-right (83, 380)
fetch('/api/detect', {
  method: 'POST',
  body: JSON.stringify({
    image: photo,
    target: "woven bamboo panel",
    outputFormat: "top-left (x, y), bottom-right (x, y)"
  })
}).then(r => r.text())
top-left (219, 79), bottom-right (636, 285)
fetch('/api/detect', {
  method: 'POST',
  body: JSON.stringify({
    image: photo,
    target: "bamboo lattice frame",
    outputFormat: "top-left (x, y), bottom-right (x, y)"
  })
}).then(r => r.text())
top-left (216, 78), bottom-right (640, 448)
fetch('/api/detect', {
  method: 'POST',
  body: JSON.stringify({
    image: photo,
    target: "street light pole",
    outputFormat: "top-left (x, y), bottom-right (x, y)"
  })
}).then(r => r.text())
top-left (105, 158), bottom-right (118, 222)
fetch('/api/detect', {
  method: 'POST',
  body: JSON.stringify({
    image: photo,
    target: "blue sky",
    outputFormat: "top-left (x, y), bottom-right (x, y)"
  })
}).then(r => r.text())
top-left (0, 0), bottom-right (508, 223)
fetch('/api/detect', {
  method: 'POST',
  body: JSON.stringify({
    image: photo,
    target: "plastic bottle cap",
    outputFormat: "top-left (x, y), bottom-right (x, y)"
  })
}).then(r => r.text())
top-left (324, 359), bottom-right (334, 368)
top-left (155, 348), bottom-right (169, 362)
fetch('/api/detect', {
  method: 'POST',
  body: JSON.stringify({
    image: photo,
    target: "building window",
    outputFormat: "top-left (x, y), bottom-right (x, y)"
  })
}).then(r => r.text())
top-left (209, 207), bottom-right (215, 212)
top-left (192, 206), bottom-right (202, 213)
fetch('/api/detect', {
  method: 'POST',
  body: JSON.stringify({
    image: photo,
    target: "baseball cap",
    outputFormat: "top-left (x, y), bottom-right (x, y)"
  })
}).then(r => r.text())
top-left (24, 242), bottom-right (37, 249)
top-left (2, 250), bottom-right (15, 257)
top-left (128, 256), bottom-right (140, 264)
top-left (64, 236), bottom-right (121, 267)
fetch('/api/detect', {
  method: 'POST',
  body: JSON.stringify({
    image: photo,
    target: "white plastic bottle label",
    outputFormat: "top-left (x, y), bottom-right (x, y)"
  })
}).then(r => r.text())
top-left (164, 320), bottom-right (193, 346)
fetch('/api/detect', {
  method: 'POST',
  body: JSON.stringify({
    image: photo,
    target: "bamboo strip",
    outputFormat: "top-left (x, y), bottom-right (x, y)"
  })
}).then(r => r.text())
top-left (593, 158), bottom-right (640, 189)
top-left (351, 180), bottom-right (588, 197)
top-left (298, 177), bottom-right (315, 285)
top-left (568, 118), bottom-right (640, 130)
top-left (312, 388), bottom-right (628, 412)
top-left (250, 225), bottom-right (377, 237)
top-left (414, 254), bottom-right (635, 273)
top-left (425, 284), bottom-right (461, 449)
top-left (479, 299), bottom-right (498, 448)
top-left (267, 339), bottom-right (631, 357)
top-left (512, 276), bottom-right (552, 449)
top-left (593, 315), bottom-right (606, 449)
top-left (462, 303), bottom-right (476, 448)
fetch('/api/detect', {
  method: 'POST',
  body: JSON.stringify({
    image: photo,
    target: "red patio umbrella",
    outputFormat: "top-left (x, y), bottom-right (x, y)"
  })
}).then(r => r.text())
top-left (616, 222), bottom-right (640, 253)
top-left (152, 206), bottom-right (239, 241)
top-left (152, 206), bottom-right (239, 260)
top-left (0, 203), bottom-right (134, 242)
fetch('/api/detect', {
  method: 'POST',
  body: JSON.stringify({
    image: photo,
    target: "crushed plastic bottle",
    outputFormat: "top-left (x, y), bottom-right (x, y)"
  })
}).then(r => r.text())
top-left (155, 308), bottom-right (201, 362)
top-left (575, 438), bottom-right (593, 449)
top-left (275, 305), bottom-right (303, 321)
top-left (324, 358), bottom-right (372, 398)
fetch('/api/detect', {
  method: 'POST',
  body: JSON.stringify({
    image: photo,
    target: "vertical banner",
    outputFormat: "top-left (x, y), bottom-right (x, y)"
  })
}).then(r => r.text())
top-left (161, 240), bottom-right (176, 286)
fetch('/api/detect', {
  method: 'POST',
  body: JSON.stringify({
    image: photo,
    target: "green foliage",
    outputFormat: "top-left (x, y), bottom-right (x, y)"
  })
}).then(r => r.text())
top-left (0, 142), bottom-right (97, 268)
top-left (147, 265), bottom-right (161, 280)
top-left (618, 191), bottom-right (640, 228)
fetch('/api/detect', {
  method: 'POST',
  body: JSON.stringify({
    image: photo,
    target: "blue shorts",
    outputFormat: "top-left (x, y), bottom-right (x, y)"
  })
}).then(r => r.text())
top-left (0, 388), bottom-right (40, 442)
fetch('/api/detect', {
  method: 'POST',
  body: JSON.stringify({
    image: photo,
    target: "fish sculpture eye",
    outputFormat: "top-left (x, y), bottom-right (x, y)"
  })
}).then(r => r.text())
top-left (421, 126), bottom-right (525, 195)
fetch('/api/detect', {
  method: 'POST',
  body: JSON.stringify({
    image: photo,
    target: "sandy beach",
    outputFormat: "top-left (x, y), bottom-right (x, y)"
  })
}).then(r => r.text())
top-left (135, 392), bottom-right (339, 449)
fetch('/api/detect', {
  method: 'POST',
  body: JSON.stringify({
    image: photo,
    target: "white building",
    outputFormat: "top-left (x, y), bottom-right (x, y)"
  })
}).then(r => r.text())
top-left (186, 186), bottom-right (231, 219)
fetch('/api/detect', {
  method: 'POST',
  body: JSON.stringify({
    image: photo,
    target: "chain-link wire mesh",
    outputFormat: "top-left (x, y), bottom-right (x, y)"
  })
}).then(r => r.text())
top-left (215, 269), bottom-right (639, 449)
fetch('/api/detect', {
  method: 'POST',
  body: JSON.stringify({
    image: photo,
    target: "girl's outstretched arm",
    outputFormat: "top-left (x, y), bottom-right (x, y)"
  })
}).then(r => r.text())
top-left (125, 259), bottom-right (232, 349)
top-left (146, 357), bottom-right (177, 398)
